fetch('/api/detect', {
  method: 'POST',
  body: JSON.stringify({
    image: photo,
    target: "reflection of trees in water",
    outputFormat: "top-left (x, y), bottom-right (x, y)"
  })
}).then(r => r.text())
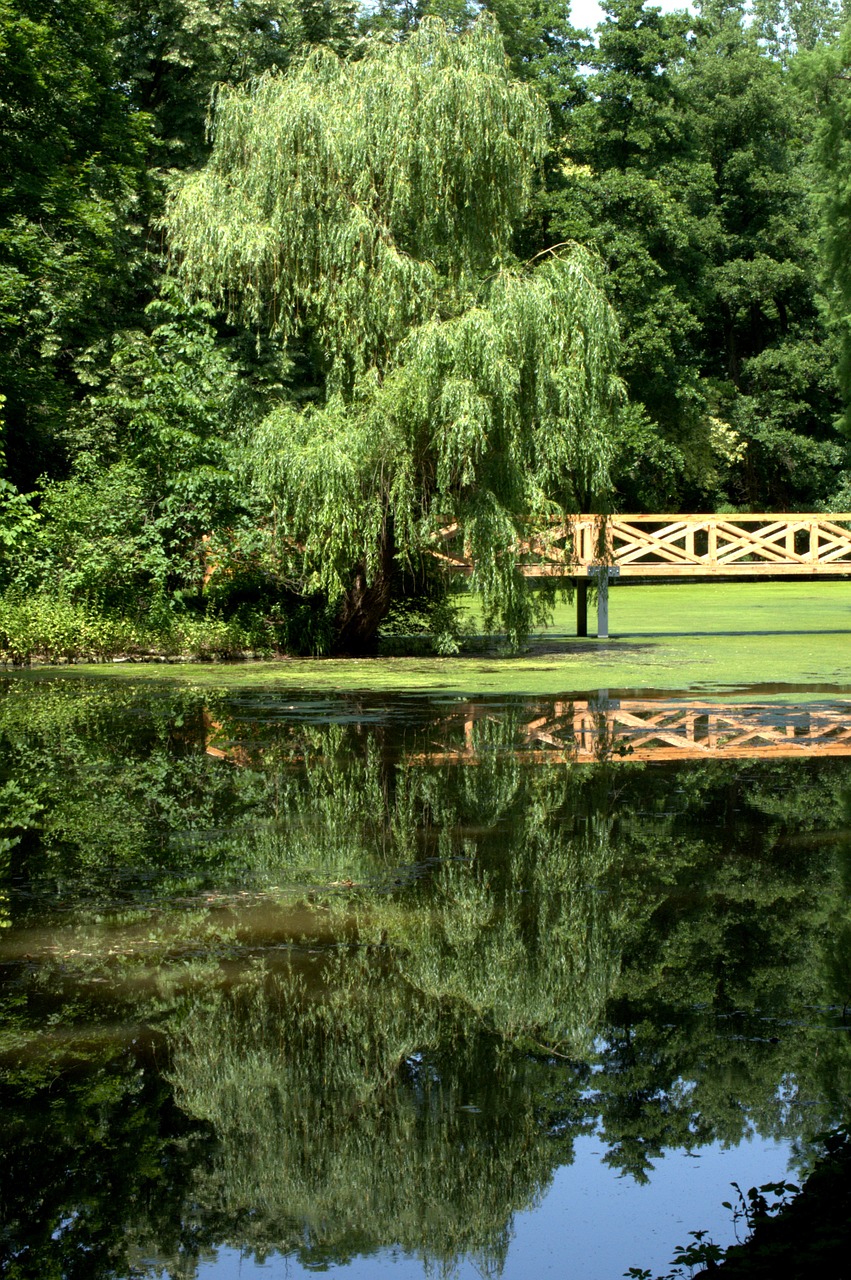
top-left (2, 682), bottom-right (851, 1274)
top-left (0, 680), bottom-right (268, 912)
top-left (170, 958), bottom-right (582, 1273)
top-left (393, 776), bottom-right (621, 1050)
top-left (0, 1035), bottom-right (214, 1280)
top-left (587, 761), bottom-right (851, 1181)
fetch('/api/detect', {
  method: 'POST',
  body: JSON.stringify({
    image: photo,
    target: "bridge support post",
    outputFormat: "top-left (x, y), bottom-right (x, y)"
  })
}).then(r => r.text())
top-left (597, 570), bottom-right (609, 639)
top-left (576, 578), bottom-right (588, 636)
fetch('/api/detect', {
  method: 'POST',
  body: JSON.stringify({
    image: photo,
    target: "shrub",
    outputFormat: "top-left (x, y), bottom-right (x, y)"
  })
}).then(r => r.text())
top-left (0, 593), bottom-right (140, 664)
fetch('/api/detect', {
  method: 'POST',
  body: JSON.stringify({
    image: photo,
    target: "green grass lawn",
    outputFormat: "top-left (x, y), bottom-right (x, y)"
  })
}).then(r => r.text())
top-left (20, 579), bottom-right (851, 698)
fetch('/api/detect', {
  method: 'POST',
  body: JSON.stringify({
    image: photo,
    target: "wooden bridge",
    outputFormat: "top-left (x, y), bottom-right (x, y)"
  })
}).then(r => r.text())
top-left (438, 513), bottom-right (851, 637)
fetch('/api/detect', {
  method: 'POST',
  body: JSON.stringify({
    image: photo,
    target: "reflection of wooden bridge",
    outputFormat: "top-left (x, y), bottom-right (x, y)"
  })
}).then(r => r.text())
top-left (409, 701), bottom-right (851, 764)
top-left (204, 701), bottom-right (851, 765)
top-left (437, 513), bottom-right (851, 637)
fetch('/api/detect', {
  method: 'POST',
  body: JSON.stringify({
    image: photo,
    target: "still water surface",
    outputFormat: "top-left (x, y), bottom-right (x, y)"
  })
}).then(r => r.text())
top-left (2, 679), bottom-right (851, 1279)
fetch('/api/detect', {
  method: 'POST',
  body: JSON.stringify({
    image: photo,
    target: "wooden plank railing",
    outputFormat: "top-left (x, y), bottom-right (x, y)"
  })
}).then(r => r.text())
top-left (528, 513), bottom-right (851, 577)
top-left (434, 514), bottom-right (851, 577)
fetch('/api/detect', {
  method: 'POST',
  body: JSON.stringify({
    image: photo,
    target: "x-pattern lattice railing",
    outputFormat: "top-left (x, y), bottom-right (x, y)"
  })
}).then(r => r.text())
top-left (559, 701), bottom-right (851, 760)
top-left (526, 513), bottom-right (851, 577)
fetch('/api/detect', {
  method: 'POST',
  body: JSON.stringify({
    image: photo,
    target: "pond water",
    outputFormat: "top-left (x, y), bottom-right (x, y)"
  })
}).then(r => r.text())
top-left (2, 678), bottom-right (851, 1280)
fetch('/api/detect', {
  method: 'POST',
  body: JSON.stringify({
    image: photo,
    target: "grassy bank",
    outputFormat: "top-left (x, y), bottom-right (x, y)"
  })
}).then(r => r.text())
top-left (7, 580), bottom-right (849, 697)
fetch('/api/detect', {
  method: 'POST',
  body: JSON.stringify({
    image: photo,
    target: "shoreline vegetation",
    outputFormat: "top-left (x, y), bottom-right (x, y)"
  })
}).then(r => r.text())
top-left (2, 581), bottom-right (849, 696)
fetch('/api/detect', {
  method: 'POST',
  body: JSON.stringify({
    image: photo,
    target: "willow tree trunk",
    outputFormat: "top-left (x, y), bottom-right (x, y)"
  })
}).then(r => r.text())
top-left (333, 528), bottom-right (395, 655)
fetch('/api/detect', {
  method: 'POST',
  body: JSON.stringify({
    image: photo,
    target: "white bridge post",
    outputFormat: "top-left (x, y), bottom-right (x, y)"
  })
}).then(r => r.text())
top-left (588, 564), bottom-right (617, 638)
top-left (597, 569), bottom-right (609, 639)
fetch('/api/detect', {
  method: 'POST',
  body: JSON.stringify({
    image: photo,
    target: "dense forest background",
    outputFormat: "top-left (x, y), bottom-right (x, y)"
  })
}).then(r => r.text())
top-left (2, 0), bottom-right (851, 656)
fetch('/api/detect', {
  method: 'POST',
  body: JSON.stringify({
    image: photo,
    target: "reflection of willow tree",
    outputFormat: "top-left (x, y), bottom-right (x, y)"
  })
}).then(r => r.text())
top-left (162, 738), bottom-right (623, 1272)
top-left (391, 756), bottom-right (622, 1049)
top-left (169, 957), bottom-right (584, 1273)
top-left (0, 682), bottom-right (541, 909)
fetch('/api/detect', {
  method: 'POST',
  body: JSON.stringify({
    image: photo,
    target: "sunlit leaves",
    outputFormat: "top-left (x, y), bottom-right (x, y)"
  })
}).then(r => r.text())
top-left (251, 248), bottom-right (621, 645)
top-left (168, 18), bottom-right (548, 364)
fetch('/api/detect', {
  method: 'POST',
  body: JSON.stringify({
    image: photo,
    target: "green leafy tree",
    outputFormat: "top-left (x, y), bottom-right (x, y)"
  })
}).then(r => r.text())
top-left (24, 286), bottom-right (269, 616)
top-left (547, 0), bottom-right (846, 511)
top-left (166, 18), bottom-right (622, 651)
top-left (687, 2), bottom-right (845, 510)
top-left (357, 0), bottom-right (592, 124)
top-left (0, 0), bottom-right (357, 524)
top-left (553, 0), bottom-right (709, 508)
top-left (0, 397), bottom-right (39, 587)
top-left (115, 0), bottom-right (359, 170)
top-left (0, 0), bottom-right (153, 490)
top-left (753, 0), bottom-right (845, 59)
top-left (807, 19), bottom-right (851, 439)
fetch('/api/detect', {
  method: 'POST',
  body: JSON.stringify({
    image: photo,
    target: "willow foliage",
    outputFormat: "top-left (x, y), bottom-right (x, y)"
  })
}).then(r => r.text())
top-left (170, 965), bottom-right (560, 1270)
top-left (167, 17), bottom-right (622, 649)
top-left (167, 18), bottom-right (545, 362)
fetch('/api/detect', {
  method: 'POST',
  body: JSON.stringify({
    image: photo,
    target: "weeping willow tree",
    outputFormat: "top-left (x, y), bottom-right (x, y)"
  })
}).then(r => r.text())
top-left (167, 17), bottom-right (622, 652)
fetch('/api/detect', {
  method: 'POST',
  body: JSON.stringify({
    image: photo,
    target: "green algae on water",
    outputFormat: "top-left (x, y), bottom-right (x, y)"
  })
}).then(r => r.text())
top-left (6, 580), bottom-right (851, 697)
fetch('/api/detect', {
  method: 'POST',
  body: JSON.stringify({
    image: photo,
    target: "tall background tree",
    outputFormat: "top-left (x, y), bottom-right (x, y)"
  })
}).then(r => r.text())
top-left (808, 13), bottom-right (851, 510)
top-left (550, 0), bottom-right (848, 511)
top-left (0, 0), bottom-right (152, 490)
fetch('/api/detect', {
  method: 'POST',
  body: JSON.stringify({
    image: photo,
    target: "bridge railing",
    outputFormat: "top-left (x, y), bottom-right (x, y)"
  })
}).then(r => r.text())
top-left (530, 513), bottom-right (851, 577)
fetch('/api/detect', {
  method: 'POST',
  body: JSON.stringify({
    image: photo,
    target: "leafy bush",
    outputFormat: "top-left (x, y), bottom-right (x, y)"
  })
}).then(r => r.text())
top-left (0, 593), bottom-right (141, 664)
top-left (163, 613), bottom-right (266, 659)
top-left (0, 592), bottom-right (275, 664)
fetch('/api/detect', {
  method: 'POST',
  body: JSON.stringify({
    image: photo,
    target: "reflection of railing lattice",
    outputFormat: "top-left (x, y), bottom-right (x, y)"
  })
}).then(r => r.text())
top-left (410, 701), bottom-right (851, 764)
top-left (204, 703), bottom-right (851, 767)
